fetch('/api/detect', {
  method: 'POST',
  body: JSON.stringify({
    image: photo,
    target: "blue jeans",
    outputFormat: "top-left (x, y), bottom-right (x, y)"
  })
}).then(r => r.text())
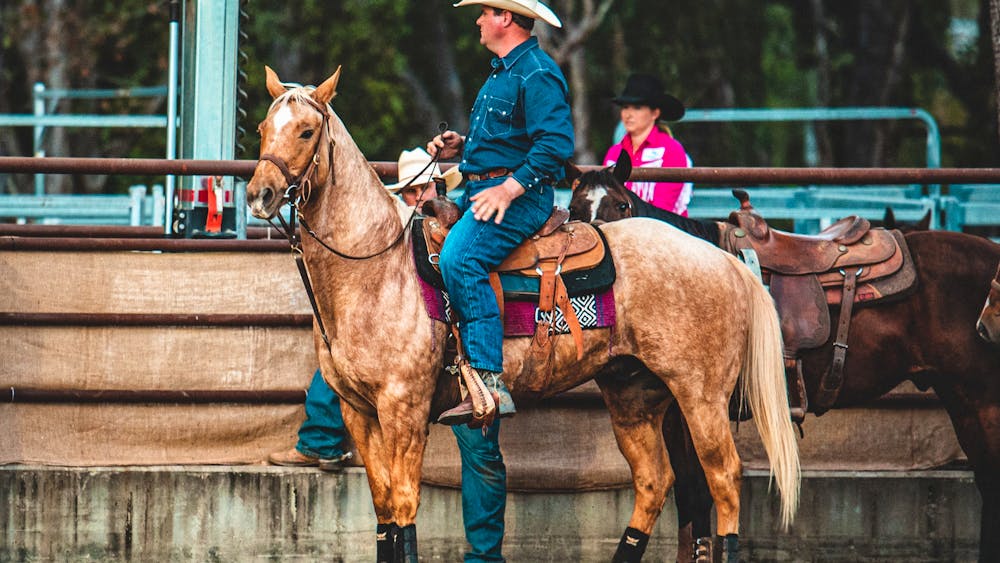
top-left (453, 420), bottom-right (507, 562)
top-left (296, 369), bottom-right (348, 459)
top-left (439, 179), bottom-right (554, 372)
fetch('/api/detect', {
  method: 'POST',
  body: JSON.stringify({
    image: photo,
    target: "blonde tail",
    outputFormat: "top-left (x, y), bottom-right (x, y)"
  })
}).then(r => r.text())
top-left (738, 265), bottom-right (801, 530)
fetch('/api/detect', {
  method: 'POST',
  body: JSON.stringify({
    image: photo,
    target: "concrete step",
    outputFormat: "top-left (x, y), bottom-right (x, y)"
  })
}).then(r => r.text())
top-left (0, 465), bottom-right (980, 562)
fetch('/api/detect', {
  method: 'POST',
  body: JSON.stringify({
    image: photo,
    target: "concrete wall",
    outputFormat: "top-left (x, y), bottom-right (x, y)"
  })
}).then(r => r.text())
top-left (1, 466), bottom-right (980, 562)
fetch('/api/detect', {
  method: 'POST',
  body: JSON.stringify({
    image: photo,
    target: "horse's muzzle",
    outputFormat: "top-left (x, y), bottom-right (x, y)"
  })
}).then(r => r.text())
top-left (247, 184), bottom-right (281, 219)
top-left (977, 319), bottom-right (993, 343)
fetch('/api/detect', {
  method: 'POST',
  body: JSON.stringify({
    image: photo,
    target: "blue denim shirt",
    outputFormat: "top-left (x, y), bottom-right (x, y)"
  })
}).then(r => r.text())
top-left (461, 37), bottom-right (575, 191)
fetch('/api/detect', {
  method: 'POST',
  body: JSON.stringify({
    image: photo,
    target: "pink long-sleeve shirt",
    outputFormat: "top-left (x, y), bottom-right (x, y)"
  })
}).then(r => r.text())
top-left (603, 126), bottom-right (693, 216)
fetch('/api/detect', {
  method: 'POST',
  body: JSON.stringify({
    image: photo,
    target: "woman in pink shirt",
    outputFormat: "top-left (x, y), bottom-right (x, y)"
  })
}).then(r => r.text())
top-left (603, 74), bottom-right (693, 216)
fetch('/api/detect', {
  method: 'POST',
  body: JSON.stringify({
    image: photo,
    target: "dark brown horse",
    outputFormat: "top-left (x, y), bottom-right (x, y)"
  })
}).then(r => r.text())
top-left (569, 156), bottom-right (1000, 562)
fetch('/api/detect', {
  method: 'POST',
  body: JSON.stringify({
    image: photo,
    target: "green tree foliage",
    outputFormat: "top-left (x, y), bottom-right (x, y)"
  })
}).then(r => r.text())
top-left (0, 0), bottom-right (997, 194)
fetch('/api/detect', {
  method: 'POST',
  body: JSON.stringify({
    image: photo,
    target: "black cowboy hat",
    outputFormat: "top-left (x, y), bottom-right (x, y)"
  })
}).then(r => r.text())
top-left (612, 73), bottom-right (685, 121)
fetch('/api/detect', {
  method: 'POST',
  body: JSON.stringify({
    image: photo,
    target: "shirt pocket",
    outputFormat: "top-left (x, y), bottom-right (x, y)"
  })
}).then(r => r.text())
top-left (482, 95), bottom-right (515, 138)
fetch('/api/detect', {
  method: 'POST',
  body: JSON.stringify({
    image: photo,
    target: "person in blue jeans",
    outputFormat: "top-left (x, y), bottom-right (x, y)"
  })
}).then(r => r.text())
top-left (452, 421), bottom-right (507, 562)
top-left (267, 368), bottom-right (352, 471)
top-left (428, 1), bottom-right (573, 561)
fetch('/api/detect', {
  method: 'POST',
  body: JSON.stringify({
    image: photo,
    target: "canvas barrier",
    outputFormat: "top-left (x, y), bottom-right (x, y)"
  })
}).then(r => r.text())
top-left (0, 247), bottom-right (965, 491)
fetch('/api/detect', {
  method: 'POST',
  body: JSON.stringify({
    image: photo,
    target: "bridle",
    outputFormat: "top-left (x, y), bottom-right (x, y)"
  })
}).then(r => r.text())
top-left (255, 93), bottom-right (443, 346)
top-left (573, 173), bottom-right (634, 221)
top-left (257, 93), bottom-right (425, 262)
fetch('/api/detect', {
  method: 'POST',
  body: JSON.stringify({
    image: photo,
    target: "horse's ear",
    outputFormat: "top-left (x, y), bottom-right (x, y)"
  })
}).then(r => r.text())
top-left (916, 210), bottom-right (932, 231)
top-left (312, 66), bottom-right (342, 106)
top-left (882, 207), bottom-right (897, 229)
top-left (613, 150), bottom-right (632, 184)
top-left (265, 66), bottom-right (286, 100)
top-left (564, 160), bottom-right (583, 183)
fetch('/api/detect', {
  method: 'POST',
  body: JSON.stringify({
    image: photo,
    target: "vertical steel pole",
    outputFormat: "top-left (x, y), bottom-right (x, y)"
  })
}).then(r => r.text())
top-left (33, 82), bottom-right (46, 195)
top-left (179, 0), bottom-right (239, 237)
top-left (165, 0), bottom-right (181, 234)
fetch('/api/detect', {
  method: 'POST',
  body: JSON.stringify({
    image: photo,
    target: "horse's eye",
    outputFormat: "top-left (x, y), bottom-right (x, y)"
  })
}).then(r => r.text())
top-left (300, 130), bottom-right (314, 140)
top-left (617, 203), bottom-right (629, 212)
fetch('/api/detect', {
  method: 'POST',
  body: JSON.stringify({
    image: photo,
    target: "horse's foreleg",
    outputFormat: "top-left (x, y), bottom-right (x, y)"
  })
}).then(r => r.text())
top-left (976, 468), bottom-right (1000, 563)
top-left (598, 377), bottom-right (673, 563)
top-left (935, 385), bottom-right (1000, 563)
top-left (378, 397), bottom-right (432, 563)
top-left (339, 401), bottom-right (397, 561)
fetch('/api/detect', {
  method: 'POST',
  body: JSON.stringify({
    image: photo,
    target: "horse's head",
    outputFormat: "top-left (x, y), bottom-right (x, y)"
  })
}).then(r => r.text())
top-left (568, 150), bottom-right (633, 224)
top-left (247, 65), bottom-right (342, 219)
top-left (976, 262), bottom-right (1000, 345)
top-left (880, 207), bottom-right (932, 233)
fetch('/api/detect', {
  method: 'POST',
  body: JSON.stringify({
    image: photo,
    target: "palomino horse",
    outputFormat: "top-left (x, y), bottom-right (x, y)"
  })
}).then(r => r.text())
top-left (570, 157), bottom-right (1000, 562)
top-left (245, 66), bottom-right (799, 563)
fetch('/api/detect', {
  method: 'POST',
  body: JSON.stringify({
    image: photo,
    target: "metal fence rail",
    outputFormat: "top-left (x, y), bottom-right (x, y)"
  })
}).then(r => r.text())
top-left (1, 157), bottom-right (998, 235)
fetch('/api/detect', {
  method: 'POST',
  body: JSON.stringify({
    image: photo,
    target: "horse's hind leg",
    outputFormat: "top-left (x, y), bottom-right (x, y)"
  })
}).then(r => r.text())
top-left (596, 367), bottom-right (674, 563)
top-left (664, 402), bottom-right (714, 562)
top-left (675, 394), bottom-right (742, 562)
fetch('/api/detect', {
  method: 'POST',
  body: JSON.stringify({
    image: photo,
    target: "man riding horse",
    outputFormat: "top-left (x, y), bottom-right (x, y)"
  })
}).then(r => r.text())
top-left (426, 1), bottom-right (572, 560)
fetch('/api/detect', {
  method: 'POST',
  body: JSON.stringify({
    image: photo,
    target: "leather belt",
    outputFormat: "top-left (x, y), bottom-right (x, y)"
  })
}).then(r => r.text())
top-left (466, 168), bottom-right (512, 182)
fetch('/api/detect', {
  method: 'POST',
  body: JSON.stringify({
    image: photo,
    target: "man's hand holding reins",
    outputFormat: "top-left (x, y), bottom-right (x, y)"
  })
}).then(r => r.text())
top-left (471, 177), bottom-right (525, 224)
top-left (427, 130), bottom-right (464, 160)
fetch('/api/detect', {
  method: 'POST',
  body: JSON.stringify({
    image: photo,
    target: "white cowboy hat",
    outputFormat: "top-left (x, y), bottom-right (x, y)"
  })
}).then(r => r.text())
top-left (453, 0), bottom-right (562, 28)
top-left (384, 148), bottom-right (462, 193)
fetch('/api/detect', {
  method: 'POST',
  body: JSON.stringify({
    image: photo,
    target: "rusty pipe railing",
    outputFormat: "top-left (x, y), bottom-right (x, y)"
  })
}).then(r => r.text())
top-left (5, 387), bottom-right (306, 404)
top-left (3, 156), bottom-right (1000, 185)
top-left (0, 236), bottom-right (288, 252)
top-left (1, 386), bottom-right (937, 407)
top-left (0, 224), bottom-right (288, 239)
top-left (0, 312), bottom-right (311, 327)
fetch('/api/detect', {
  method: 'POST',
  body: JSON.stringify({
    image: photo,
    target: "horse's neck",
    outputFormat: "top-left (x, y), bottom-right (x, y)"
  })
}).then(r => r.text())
top-left (626, 188), bottom-right (722, 246)
top-left (302, 117), bottom-right (407, 259)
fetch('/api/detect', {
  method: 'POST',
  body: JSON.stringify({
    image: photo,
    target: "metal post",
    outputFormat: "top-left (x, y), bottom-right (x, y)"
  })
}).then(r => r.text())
top-left (128, 185), bottom-right (147, 226)
top-left (165, 0), bottom-right (181, 235)
top-left (33, 82), bottom-right (46, 195)
top-left (234, 180), bottom-right (246, 239)
top-left (151, 184), bottom-right (165, 227)
top-left (179, 0), bottom-right (240, 238)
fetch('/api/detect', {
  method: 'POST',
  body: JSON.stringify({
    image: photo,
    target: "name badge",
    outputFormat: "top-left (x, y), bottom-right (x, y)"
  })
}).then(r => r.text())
top-left (641, 147), bottom-right (665, 163)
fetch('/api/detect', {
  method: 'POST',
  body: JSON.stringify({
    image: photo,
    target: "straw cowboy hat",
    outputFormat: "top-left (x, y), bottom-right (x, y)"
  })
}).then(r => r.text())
top-left (453, 0), bottom-right (563, 28)
top-left (384, 147), bottom-right (462, 193)
top-left (613, 73), bottom-right (686, 122)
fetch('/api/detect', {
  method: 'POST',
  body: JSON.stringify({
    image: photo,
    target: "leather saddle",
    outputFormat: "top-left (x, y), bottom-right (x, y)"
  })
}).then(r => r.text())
top-left (721, 190), bottom-right (917, 417)
top-left (419, 197), bottom-right (612, 361)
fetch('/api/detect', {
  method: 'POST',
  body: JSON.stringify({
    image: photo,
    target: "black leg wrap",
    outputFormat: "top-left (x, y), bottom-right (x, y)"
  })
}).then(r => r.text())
top-left (611, 526), bottom-right (650, 562)
top-left (395, 524), bottom-right (418, 563)
top-left (376, 522), bottom-right (398, 563)
top-left (716, 534), bottom-right (738, 563)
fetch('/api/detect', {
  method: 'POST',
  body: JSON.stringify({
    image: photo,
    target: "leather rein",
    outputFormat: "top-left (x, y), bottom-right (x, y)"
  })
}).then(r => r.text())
top-left (256, 94), bottom-right (441, 346)
top-left (259, 95), bottom-right (415, 262)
